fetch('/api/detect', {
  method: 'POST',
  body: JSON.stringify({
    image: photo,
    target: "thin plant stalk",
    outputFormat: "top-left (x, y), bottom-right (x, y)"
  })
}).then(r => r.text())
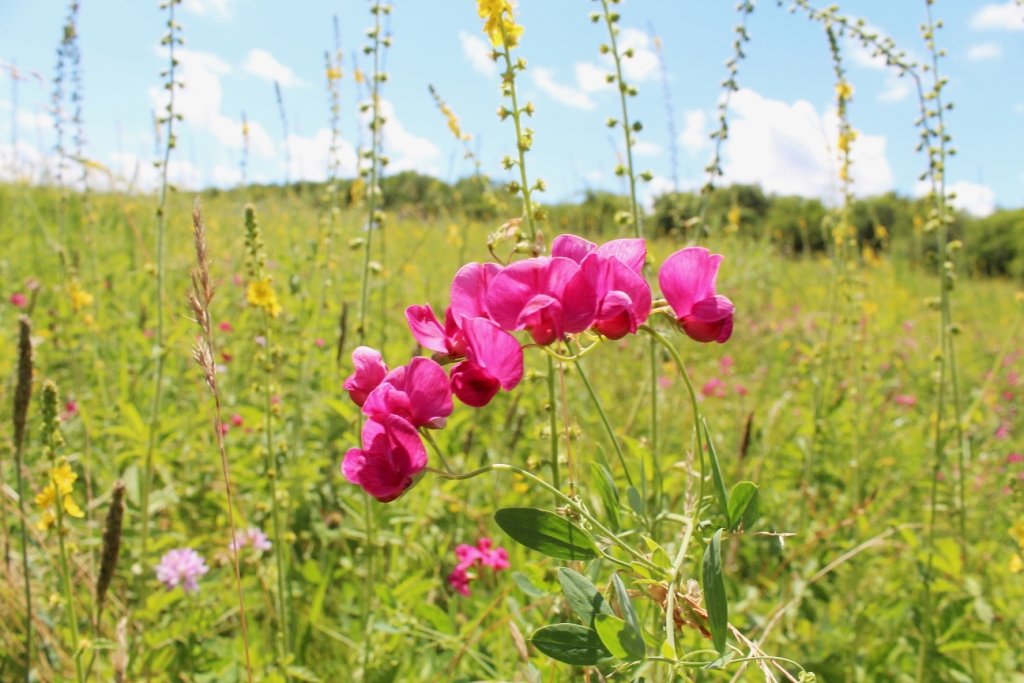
top-left (357, 1), bottom-right (385, 346)
top-left (545, 353), bottom-right (561, 502)
top-left (497, 21), bottom-right (538, 247)
top-left (574, 357), bottom-right (634, 489)
top-left (12, 316), bottom-right (34, 682)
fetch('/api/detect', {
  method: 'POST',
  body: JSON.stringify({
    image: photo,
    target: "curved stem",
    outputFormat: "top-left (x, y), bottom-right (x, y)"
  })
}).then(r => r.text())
top-left (574, 357), bottom-right (635, 489)
top-left (420, 428), bottom-right (453, 474)
top-left (540, 338), bottom-right (604, 363)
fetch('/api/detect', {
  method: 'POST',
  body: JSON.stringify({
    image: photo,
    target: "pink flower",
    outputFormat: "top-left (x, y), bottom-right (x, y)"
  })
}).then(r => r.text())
top-left (701, 377), bottom-right (726, 398)
top-left (230, 527), bottom-right (273, 553)
top-left (903, 321), bottom-right (914, 331)
top-left (477, 537), bottom-right (510, 570)
top-left (344, 347), bottom-right (389, 407)
top-left (254, 335), bottom-right (266, 347)
top-left (314, 338), bottom-right (324, 348)
top-left (219, 321), bottom-right (233, 332)
top-left (405, 304), bottom-right (467, 360)
top-left (719, 355), bottom-right (734, 374)
top-left (231, 414), bottom-right (244, 427)
top-left (734, 384), bottom-right (748, 396)
top-left (155, 548), bottom-right (209, 594)
top-left (448, 566), bottom-right (472, 596)
top-left (551, 235), bottom-right (651, 340)
top-left (233, 274), bottom-right (244, 287)
top-left (222, 353), bottom-right (233, 363)
top-left (363, 357), bottom-right (453, 429)
top-left (658, 376), bottom-right (672, 389)
top-left (144, 329), bottom-right (155, 339)
top-left (451, 261), bottom-right (503, 321)
top-left (342, 415), bottom-right (428, 502)
top-left (658, 247), bottom-right (734, 344)
top-left (220, 423), bottom-right (230, 435)
top-left (10, 293), bottom-right (27, 308)
top-left (996, 423), bottom-right (1011, 440)
top-left (895, 395), bottom-right (916, 407)
top-left (455, 543), bottom-right (483, 570)
top-left (486, 257), bottom-right (597, 345)
top-left (1008, 453), bottom-right (1023, 464)
top-left (450, 317), bottom-right (524, 407)
top-left (63, 401), bottom-right (78, 417)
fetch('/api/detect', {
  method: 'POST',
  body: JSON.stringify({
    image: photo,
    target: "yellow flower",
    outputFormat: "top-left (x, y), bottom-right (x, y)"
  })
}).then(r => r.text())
top-left (440, 103), bottom-right (470, 141)
top-left (247, 278), bottom-right (283, 318)
top-left (52, 463), bottom-right (78, 495)
top-left (36, 509), bottom-right (56, 532)
top-left (838, 129), bottom-right (858, 154)
top-left (326, 66), bottom-right (343, 81)
top-left (478, 0), bottom-right (523, 48)
top-left (1010, 521), bottom-right (1024, 548)
top-left (63, 495), bottom-right (84, 519)
top-left (1011, 554), bottom-right (1024, 573)
top-left (835, 81), bottom-right (854, 101)
top-left (726, 206), bottom-right (741, 232)
top-left (35, 484), bottom-right (56, 509)
top-left (69, 282), bottom-right (94, 311)
top-left (354, 68), bottom-right (365, 84)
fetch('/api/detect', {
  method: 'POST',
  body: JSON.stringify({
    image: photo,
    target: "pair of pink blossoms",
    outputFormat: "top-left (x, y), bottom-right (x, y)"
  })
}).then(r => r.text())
top-left (341, 236), bottom-right (735, 503)
top-left (448, 537), bottom-right (510, 596)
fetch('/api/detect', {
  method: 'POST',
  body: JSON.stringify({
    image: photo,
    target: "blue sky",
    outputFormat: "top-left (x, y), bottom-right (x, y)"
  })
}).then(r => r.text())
top-left (0, 0), bottom-right (1021, 215)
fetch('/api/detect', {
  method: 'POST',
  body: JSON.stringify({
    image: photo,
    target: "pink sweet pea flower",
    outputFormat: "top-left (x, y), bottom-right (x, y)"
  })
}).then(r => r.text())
top-left (658, 247), bottom-right (734, 344)
top-left (552, 235), bottom-right (651, 340)
top-left (342, 415), bottom-right (428, 502)
top-left (219, 321), bottom-right (233, 333)
top-left (455, 543), bottom-right (483, 571)
top-left (895, 395), bottom-right (916, 407)
top-left (405, 303), bottom-right (467, 360)
top-left (155, 548), bottom-right (209, 594)
top-left (486, 257), bottom-right (597, 345)
top-left (448, 566), bottom-right (472, 596)
top-left (450, 317), bottom-right (524, 407)
top-left (451, 261), bottom-right (503, 321)
top-left (344, 346), bottom-right (389, 407)
top-left (231, 414), bottom-right (244, 427)
top-left (1008, 453), bottom-right (1023, 464)
top-left (314, 338), bottom-right (325, 348)
top-left (363, 357), bottom-right (454, 429)
top-left (10, 293), bottom-right (27, 308)
top-left (477, 537), bottom-right (510, 570)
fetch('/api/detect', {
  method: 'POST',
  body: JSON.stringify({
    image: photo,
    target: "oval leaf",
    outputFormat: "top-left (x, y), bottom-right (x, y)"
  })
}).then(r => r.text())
top-left (594, 614), bottom-right (630, 660)
top-left (495, 508), bottom-right (599, 561)
top-left (703, 419), bottom-right (730, 522)
top-left (702, 528), bottom-right (729, 655)
top-left (626, 486), bottom-right (645, 517)
top-left (530, 623), bottom-right (610, 666)
top-left (727, 482), bottom-right (759, 531)
top-left (512, 571), bottom-right (546, 598)
top-left (592, 462), bottom-right (620, 532)
top-left (611, 574), bottom-right (646, 661)
top-left (558, 568), bottom-right (612, 629)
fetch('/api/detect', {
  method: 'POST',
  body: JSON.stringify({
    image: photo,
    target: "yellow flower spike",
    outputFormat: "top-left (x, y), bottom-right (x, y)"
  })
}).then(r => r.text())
top-left (63, 495), bottom-right (85, 519)
top-left (68, 282), bottom-right (94, 311)
top-left (247, 278), bottom-right (283, 318)
top-left (835, 81), bottom-right (854, 101)
top-left (52, 463), bottom-right (78, 495)
top-left (478, 0), bottom-right (523, 48)
top-left (37, 509), bottom-right (56, 532)
top-left (326, 66), bottom-right (343, 81)
top-left (1010, 521), bottom-right (1024, 548)
top-left (35, 484), bottom-right (57, 509)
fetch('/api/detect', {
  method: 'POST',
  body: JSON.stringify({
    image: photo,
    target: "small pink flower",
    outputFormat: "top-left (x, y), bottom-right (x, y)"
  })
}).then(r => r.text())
top-left (220, 423), bottom-right (230, 435)
top-left (450, 317), bottom-right (524, 408)
top-left (1008, 371), bottom-right (1019, 386)
top-left (344, 346), bottom-right (389, 407)
top-left (271, 395), bottom-right (281, 405)
top-left (455, 543), bottom-right (483, 571)
top-left (448, 566), bottom-right (472, 596)
top-left (701, 377), bottom-right (725, 398)
top-left (155, 548), bottom-right (209, 594)
top-left (65, 401), bottom-right (78, 415)
top-left (658, 376), bottom-right (672, 389)
top-left (895, 395), bottom-right (916, 407)
top-left (231, 414), bottom-right (244, 427)
top-left (9, 293), bottom-right (27, 308)
top-left (215, 364), bottom-right (228, 375)
top-left (314, 338), bottom-right (324, 348)
top-left (342, 415), bottom-right (428, 502)
top-left (477, 538), bottom-right (510, 570)
top-left (363, 357), bottom-right (453, 429)
top-left (230, 527), bottom-right (272, 553)
top-left (219, 321), bottom-right (234, 332)
top-left (1003, 391), bottom-right (1015, 402)
top-left (551, 235), bottom-right (650, 340)
top-left (719, 355), bottom-right (734, 374)
top-left (1008, 453), bottom-right (1023, 464)
top-left (406, 303), bottom-right (467, 359)
top-left (734, 384), bottom-right (748, 396)
top-left (486, 256), bottom-right (597, 346)
top-left (233, 273), bottom-right (243, 287)
top-left (996, 423), bottom-right (1011, 440)
top-left (658, 247), bottom-right (734, 344)
top-left (222, 353), bottom-right (233, 363)
top-left (144, 329), bottom-right (155, 339)
top-left (903, 321), bottom-right (914, 331)
top-left (254, 335), bottom-right (267, 347)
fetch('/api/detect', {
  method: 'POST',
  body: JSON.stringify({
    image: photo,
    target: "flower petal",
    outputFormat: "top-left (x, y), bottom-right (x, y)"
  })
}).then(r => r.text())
top-left (689, 295), bottom-right (735, 323)
top-left (551, 234), bottom-right (596, 264)
top-left (405, 357), bottom-right (454, 428)
top-left (658, 247), bottom-right (722, 318)
top-left (405, 304), bottom-right (448, 354)
top-left (463, 317), bottom-right (523, 390)
top-left (597, 238), bottom-right (647, 274)
top-left (451, 262), bottom-right (502, 322)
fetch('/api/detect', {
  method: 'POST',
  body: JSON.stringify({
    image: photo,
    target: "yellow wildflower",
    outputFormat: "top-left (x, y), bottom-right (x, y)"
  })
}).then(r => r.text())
top-left (37, 509), bottom-right (56, 531)
top-left (69, 282), bottom-right (94, 311)
top-left (1012, 554), bottom-right (1024, 573)
top-left (327, 66), bottom-right (343, 81)
top-left (441, 103), bottom-right (470, 141)
top-left (726, 206), bottom-right (741, 232)
top-left (354, 68), bottom-right (365, 84)
top-left (478, 0), bottom-right (523, 48)
top-left (838, 129), bottom-right (858, 154)
top-left (35, 483), bottom-right (57, 509)
top-left (63, 494), bottom-right (84, 518)
top-left (52, 463), bottom-right (77, 495)
top-left (835, 81), bottom-right (854, 101)
top-left (1010, 521), bottom-right (1024, 548)
top-left (247, 278), bottom-right (283, 318)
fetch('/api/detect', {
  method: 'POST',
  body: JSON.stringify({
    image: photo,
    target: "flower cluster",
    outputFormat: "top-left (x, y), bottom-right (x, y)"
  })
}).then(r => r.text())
top-left (477, 0), bottom-right (523, 48)
top-left (229, 526), bottom-right (273, 553)
top-left (35, 463), bottom-right (85, 531)
top-left (448, 537), bottom-right (510, 596)
top-left (155, 547), bottom-right (209, 594)
top-left (341, 235), bottom-right (734, 502)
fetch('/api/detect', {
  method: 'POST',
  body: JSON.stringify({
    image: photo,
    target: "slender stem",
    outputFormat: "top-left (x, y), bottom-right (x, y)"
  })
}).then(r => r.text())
top-left (540, 339), bottom-right (604, 363)
top-left (574, 357), bottom-right (635, 489)
top-left (545, 353), bottom-right (560, 502)
top-left (13, 437), bottom-right (32, 680)
top-left (421, 429), bottom-right (454, 474)
top-left (497, 23), bottom-right (536, 244)
top-left (49, 458), bottom-right (84, 683)
top-left (649, 335), bottom-right (662, 513)
top-left (357, 4), bottom-right (383, 346)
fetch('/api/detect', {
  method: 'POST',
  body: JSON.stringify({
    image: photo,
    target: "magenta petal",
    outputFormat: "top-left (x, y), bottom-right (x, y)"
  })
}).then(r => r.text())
top-left (341, 447), bottom-right (367, 485)
top-left (405, 304), bottom-right (448, 354)
top-left (385, 414), bottom-right (428, 475)
top-left (344, 346), bottom-right (389, 407)
top-left (658, 247), bottom-right (722, 318)
top-left (559, 267), bottom-right (598, 334)
top-left (485, 260), bottom-right (544, 332)
top-left (689, 295), bottom-right (735, 323)
top-left (451, 262), bottom-right (502, 322)
top-left (463, 317), bottom-right (524, 390)
top-left (597, 238), bottom-right (647, 274)
top-left (450, 362), bottom-right (501, 407)
top-left (716, 314), bottom-right (734, 343)
top-left (597, 290), bottom-right (632, 319)
top-left (551, 234), bottom-right (596, 264)
top-left (404, 357), bottom-right (454, 428)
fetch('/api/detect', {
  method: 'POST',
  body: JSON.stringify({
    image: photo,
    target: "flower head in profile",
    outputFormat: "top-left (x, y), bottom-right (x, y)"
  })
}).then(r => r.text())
top-left (478, 0), bottom-right (523, 48)
top-left (552, 235), bottom-right (650, 340)
top-left (658, 247), bottom-right (734, 344)
top-left (344, 347), bottom-right (389, 407)
top-left (155, 548), bottom-right (209, 594)
top-left (450, 317), bottom-right (523, 407)
top-left (247, 278), bottom-right (282, 317)
top-left (342, 415), bottom-right (428, 503)
top-left (486, 257), bottom-right (597, 346)
top-left (362, 357), bottom-right (454, 429)
top-left (405, 304), bottom-right (467, 361)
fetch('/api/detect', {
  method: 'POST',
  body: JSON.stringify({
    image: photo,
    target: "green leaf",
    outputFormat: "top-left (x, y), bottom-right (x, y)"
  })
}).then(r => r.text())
top-left (513, 571), bottom-right (546, 598)
top-left (591, 462), bottom-right (620, 532)
top-left (611, 574), bottom-right (646, 661)
top-left (594, 614), bottom-right (630, 660)
top-left (558, 568), bottom-right (612, 629)
top-left (727, 482), bottom-right (759, 531)
top-left (529, 624), bottom-right (611, 666)
top-left (703, 420), bottom-right (730, 522)
top-left (415, 602), bottom-right (454, 635)
top-left (702, 528), bottom-right (728, 655)
top-left (626, 486), bottom-right (645, 517)
top-left (494, 508), bottom-right (599, 561)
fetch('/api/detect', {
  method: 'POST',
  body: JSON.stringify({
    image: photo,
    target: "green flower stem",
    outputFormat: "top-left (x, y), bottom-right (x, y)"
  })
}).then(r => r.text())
top-left (497, 23), bottom-right (536, 243)
top-left (546, 353), bottom-right (561, 503)
top-left (262, 319), bottom-right (290, 675)
top-left (420, 429), bottom-right (454, 474)
top-left (664, 514), bottom-right (696, 658)
top-left (540, 338), bottom-right (604, 363)
top-left (425, 464), bottom-right (656, 572)
top-left (48, 450), bottom-right (84, 683)
top-left (357, 3), bottom-right (384, 347)
top-left (574, 357), bottom-right (635, 489)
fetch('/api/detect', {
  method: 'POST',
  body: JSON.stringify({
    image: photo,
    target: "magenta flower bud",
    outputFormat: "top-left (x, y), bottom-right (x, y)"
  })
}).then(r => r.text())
top-left (342, 414), bottom-right (428, 502)
top-left (344, 346), bottom-right (389, 407)
top-left (658, 247), bottom-right (735, 344)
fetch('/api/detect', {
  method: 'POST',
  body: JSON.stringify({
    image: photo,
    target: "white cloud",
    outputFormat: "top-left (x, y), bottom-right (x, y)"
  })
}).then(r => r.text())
top-left (575, 61), bottom-right (611, 93)
top-left (878, 73), bottom-right (911, 102)
top-left (719, 88), bottom-right (893, 201)
top-left (105, 151), bottom-right (202, 192)
top-left (209, 164), bottom-right (242, 188)
top-left (679, 109), bottom-right (710, 154)
top-left (285, 128), bottom-right (357, 183)
top-left (971, 2), bottom-right (1024, 31)
top-left (16, 108), bottom-right (51, 132)
top-left (182, 0), bottom-right (235, 19)
top-left (150, 48), bottom-right (274, 158)
top-left (967, 42), bottom-right (1003, 61)
top-left (632, 140), bottom-right (660, 156)
top-left (914, 180), bottom-right (996, 217)
top-left (532, 67), bottom-right (595, 110)
top-left (1015, 103), bottom-right (1024, 114)
top-left (243, 49), bottom-right (304, 87)
top-left (842, 29), bottom-right (911, 102)
top-left (616, 28), bottom-right (660, 82)
top-left (352, 99), bottom-right (440, 176)
top-left (459, 31), bottom-right (496, 78)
